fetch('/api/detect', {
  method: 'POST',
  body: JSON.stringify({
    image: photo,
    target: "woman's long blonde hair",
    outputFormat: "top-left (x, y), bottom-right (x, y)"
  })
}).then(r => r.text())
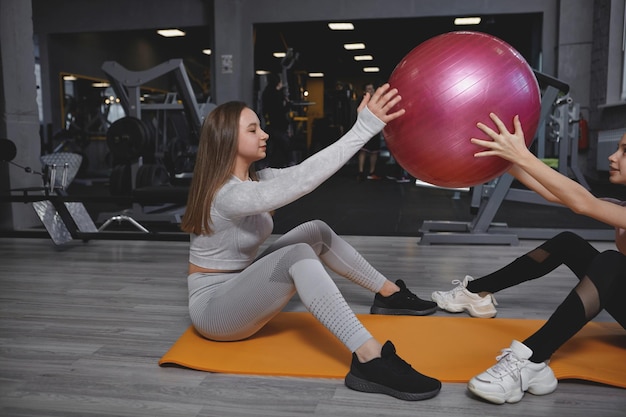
top-left (180, 101), bottom-right (258, 235)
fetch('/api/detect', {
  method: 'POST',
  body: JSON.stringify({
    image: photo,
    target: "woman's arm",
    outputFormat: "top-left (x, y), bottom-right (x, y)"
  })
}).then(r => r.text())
top-left (217, 84), bottom-right (405, 218)
top-left (473, 113), bottom-right (626, 230)
top-left (506, 165), bottom-right (561, 204)
top-left (262, 84), bottom-right (403, 179)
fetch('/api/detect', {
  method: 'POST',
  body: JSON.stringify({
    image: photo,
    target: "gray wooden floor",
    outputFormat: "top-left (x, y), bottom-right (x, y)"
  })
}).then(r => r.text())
top-left (0, 235), bottom-right (624, 417)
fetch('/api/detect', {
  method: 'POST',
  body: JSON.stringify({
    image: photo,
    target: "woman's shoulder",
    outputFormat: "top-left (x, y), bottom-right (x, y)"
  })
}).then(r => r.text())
top-left (257, 167), bottom-right (284, 180)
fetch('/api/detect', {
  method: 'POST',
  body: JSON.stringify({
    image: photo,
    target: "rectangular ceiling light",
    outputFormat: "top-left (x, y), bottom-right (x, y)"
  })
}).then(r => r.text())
top-left (328, 22), bottom-right (354, 30)
top-left (157, 29), bottom-right (186, 37)
top-left (363, 67), bottom-right (380, 73)
top-left (308, 72), bottom-right (324, 78)
top-left (454, 17), bottom-right (481, 25)
top-left (344, 43), bottom-right (365, 50)
top-left (202, 49), bottom-right (212, 55)
top-left (273, 52), bottom-right (286, 58)
top-left (354, 55), bottom-right (373, 61)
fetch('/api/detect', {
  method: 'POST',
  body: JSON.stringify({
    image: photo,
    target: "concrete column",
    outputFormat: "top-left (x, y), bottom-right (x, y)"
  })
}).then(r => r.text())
top-left (212, 0), bottom-right (252, 105)
top-left (557, 0), bottom-right (594, 118)
top-left (0, 0), bottom-right (43, 229)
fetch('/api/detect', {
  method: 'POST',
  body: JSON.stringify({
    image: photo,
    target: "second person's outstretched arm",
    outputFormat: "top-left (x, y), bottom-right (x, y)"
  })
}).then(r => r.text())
top-left (472, 113), bottom-right (626, 230)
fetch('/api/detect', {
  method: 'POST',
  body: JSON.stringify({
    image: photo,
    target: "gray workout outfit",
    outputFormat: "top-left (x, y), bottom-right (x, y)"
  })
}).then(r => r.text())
top-left (188, 107), bottom-right (387, 352)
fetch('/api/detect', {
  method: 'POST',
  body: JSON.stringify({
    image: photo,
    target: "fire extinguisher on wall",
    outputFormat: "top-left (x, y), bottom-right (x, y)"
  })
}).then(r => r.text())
top-left (578, 116), bottom-right (589, 150)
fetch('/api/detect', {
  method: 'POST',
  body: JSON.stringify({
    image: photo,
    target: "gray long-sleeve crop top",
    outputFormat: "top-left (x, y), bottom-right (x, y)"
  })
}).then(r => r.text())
top-left (189, 106), bottom-right (386, 270)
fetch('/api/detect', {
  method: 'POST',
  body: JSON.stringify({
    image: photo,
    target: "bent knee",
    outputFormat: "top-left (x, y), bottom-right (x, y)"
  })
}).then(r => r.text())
top-left (587, 250), bottom-right (624, 292)
top-left (307, 219), bottom-right (331, 234)
top-left (307, 220), bottom-right (334, 251)
top-left (287, 242), bottom-right (319, 260)
top-left (552, 231), bottom-right (584, 244)
top-left (591, 250), bottom-right (623, 269)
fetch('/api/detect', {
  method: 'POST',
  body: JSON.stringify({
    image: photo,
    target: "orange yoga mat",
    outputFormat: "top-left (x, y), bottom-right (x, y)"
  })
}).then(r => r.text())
top-left (159, 312), bottom-right (626, 388)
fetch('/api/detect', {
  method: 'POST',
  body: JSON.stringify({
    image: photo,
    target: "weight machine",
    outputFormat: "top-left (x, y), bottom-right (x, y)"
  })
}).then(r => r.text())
top-left (102, 59), bottom-right (206, 146)
top-left (0, 138), bottom-right (188, 245)
top-left (98, 59), bottom-right (215, 229)
top-left (2, 60), bottom-right (213, 243)
top-left (102, 59), bottom-right (212, 188)
top-left (419, 71), bottom-right (614, 245)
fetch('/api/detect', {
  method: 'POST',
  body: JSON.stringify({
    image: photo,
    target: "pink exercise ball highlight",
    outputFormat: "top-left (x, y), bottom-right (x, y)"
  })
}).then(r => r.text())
top-left (383, 31), bottom-right (541, 188)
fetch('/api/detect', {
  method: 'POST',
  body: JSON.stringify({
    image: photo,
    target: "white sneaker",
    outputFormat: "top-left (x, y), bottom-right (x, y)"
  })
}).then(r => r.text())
top-left (431, 275), bottom-right (498, 318)
top-left (467, 340), bottom-right (558, 404)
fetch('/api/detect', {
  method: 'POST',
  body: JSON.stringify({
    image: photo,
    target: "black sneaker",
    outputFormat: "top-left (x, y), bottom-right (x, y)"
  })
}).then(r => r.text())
top-left (345, 341), bottom-right (441, 401)
top-left (371, 279), bottom-right (437, 316)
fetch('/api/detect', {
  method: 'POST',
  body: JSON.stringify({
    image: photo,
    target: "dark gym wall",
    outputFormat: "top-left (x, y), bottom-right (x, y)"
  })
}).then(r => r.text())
top-left (213, 0), bottom-right (559, 106)
top-left (45, 31), bottom-right (187, 129)
top-left (33, 0), bottom-right (561, 135)
top-left (590, 0), bottom-right (625, 131)
top-left (32, 0), bottom-right (213, 134)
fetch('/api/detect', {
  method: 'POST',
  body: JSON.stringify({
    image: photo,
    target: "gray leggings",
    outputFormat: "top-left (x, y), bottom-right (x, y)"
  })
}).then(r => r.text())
top-left (187, 220), bottom-right (388, 352)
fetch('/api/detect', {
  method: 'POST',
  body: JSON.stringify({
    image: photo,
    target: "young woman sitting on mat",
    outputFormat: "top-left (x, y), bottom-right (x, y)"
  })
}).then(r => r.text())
top-left (431, 115), bottom-right (626, 404)
top-left (180, 84), bottom-right (441, 401)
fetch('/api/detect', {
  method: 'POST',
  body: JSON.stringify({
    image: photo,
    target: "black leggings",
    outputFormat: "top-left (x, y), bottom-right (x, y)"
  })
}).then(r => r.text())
top-left (467, 231), bottom-right (626, 361)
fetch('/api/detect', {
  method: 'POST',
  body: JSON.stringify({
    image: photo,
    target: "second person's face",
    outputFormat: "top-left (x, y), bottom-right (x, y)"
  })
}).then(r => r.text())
top-left (608, 133), bottom-right (626, 185)
top-left (237, 107), bottom-right (269, 164)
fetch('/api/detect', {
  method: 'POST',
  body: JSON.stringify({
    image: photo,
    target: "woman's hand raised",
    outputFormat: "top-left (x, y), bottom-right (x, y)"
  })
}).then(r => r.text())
top-left (358, 83), bottom-right (405, 123)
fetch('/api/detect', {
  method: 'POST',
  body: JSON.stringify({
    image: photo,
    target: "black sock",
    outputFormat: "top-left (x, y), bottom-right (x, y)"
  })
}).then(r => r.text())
top-left (523, 290), bottom-right (587, 363)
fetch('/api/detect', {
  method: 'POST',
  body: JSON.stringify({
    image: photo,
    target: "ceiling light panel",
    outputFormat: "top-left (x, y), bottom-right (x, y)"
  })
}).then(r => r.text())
top-left (157, 29), bottom-right (186, 37)
top-left (454, 17), bottom-right (481, 25)
top-left (344, 43), bottom-right (366, 50)
top-left (328, 22), bottom-right (354, 30)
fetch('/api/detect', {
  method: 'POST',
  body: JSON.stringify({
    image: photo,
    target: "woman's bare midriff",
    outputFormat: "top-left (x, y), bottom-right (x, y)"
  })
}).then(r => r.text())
top-left (188, 263), bottom-right (241, 274)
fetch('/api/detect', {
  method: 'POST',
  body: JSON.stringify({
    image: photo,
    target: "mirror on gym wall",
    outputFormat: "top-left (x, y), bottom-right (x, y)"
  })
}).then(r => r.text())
top-left (56, 73), bottom-right (167, 178)
top-left (52, 73), bottom-right (127, 178)
top-left (60, 72), bottom-right (125, 143)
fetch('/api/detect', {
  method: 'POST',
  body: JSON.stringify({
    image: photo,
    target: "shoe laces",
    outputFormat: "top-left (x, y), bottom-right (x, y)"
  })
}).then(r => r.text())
top-left (450, 279), bottom-right (465, 291)
top-left (399, 287), bottom-right (418, 301)
top-left (488, 349), bottom-right (524, 380)
top-left (439, 279), bottom-right (466, 300)
top-left (379, 341), bottom-right (414, 375)
top-left (385, 352), bottom-right (414, 375)
top-left (445, 279), bottom-right (498, 305)
top-left (395, 280), bottom-right (418, 301)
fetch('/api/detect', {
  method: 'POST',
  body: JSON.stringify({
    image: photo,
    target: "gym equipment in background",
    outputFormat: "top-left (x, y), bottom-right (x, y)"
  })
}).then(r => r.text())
top-left (32, 152), bottom-right (100, 245)
top-left (1, 138), bottom-right (187, 245)
top-left (1, 143), bottom-right (99, 245)
top-left (102, 59), bottom-right (210, 195)
top-left (98, 59), bottom-right (216, 226)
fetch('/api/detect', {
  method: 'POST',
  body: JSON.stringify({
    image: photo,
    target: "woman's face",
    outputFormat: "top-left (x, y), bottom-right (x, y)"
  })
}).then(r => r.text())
top-left (237, 107), bottom-right (268, 164)
top-left (608, 133), bottom-right (626, 185)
